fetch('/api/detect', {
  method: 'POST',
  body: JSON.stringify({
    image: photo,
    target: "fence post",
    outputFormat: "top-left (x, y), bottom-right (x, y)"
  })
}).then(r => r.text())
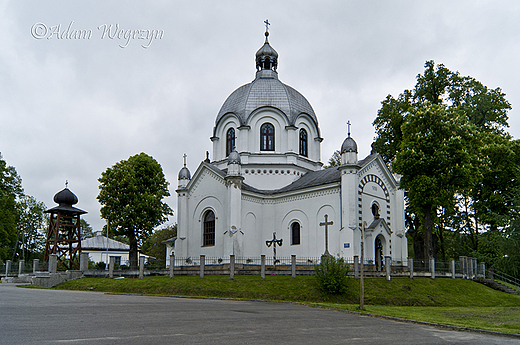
top-left (5, 260), bottom-right (11, 277)
top-left (79, 253), bottom-right (88, 272)
top-left (473, 258), bottom-right (478, 278)
top-left (460, 256), bottom-right (466, 279)
top-left (450, 259), bottom-right (455, 279)
top-left (18, 260), bottom-right (24, 276)
top-left (468, 258), bottom-right (474, 279)
top-left (169, 253), bottom-right (175, 279)
top-left (200, 255), bottom-right (205, 279)
top-left (408, 257), bottom-right (413, 279)
top-left (353, 256), bottom-right (359, 279)
top-left (429, 258), bottom-right (435, 279)
top-left (291, 255), bottom-right (296, 278)
top-left (260, 255), bottom-right (265, 279)
top-left (49, 254), bottom-right (57, 274)
top-left (479, 262), bottom-right (485, 279)
top-left (489, 266), bottom-right (494, 280)
top-left (385, 256), bottom-right (391, 281)
top-left (109, 256), bottom-right (115, 278)
top-left (33, 259), bottom-right (39, 274)
top-left (139, 256), bottom-right (145, 279)
top-left (230, 255), bottom-right (235, 280)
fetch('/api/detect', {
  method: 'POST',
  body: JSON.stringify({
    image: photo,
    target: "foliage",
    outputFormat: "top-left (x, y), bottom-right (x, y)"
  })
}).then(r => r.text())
top-left (141, 224), bottom-right (177, 262)
top-left (393, 104), bottom-right (480, 259)
top-left (80, 219), bottom-right (94, 239)
top-left (324, 150), bottom-right (341, 169)
top-left (14, 195), bottom-right (47, 261)
top-left (97, 152), bottom-right (173, 269)
top-left (0, 154), bottom-right (23, 262)
top-left (314, 255), bottom-right (350, 294)
top-left (372, 60), bottom-right (516, 260)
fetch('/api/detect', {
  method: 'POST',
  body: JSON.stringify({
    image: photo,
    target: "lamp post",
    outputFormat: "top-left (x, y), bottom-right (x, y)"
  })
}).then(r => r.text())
top-left (360, 221), bottom-right (366, 311)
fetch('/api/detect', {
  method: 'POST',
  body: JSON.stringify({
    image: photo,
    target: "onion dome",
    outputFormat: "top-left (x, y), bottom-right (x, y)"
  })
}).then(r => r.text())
top-left (341, 122), bottom-right (358, 154)
top-left (178, 154), bottom-right (191, 180)
top-left (45, 183), bottom-right (87, 215)
top-left (214, 26), bottom-right (318, 134)
top-left (256, 31), bottom-right (278, 72)
top-left (178, 166), bottom-right (191, 180)
top-left (54, 188), bottom-right (78, 205)
top-left (341, 136), bottom-right (358, 154)
top-left (227, 149), bottom-right (241, 165)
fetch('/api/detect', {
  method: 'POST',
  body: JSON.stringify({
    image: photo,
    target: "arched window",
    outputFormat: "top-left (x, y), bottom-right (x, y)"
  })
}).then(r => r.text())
top-left (299, 129), bottom-right (308, 157)
top-left (291, 222), bottom-right (300, 245)
top-left (203, 210), bottom-right (215, 247)
top-left (226, 128), bottom-right (235, 156)
top-left (372, 203), bottom-right (380, 219)
top-left (260, 123), bottom-right (274, 151)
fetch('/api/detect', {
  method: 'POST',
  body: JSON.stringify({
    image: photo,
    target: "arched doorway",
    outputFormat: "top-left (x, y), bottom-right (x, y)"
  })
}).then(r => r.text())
top-left (375, 235), bottom-right (384, 271)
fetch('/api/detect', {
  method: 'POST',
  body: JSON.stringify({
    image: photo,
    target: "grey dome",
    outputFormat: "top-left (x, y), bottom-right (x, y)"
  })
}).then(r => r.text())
top-left (227, 150), bottom-right (241, 165)
top-left (214, 74), bottom-right (318, 132)
top-left (178, 166), bottom-right (191, 180)
top-left (214, 33), bottom-right (319, 136)
top-left (54, 188), bottom-right (78, 205)
top-left (341, 136), bottom-right (358, 154)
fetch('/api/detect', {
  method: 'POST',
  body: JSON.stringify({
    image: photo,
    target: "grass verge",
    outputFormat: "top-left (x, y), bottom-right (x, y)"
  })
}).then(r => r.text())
top-left (54, 275), bottom-right (520, 334)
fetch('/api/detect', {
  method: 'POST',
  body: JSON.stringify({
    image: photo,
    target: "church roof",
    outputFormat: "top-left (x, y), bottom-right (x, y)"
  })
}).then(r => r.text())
top-left (201, 154), bottom-right (383, 196)
top-left (214, 30), bottom-right (318, 134)
top-left (215, 74), bottom-right (318, 129)
top-left (243, 168), bottom-right (341, 195)
top-left (81, 233), bottom-right (129, 251)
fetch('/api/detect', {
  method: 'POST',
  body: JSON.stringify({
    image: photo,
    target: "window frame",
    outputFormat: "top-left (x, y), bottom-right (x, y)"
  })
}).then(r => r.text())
top-left (299, 128), bottom-right (308, 157)
top-left (202, 210), bottom-right (216, 247)
top-left (260, 123), bottom-right (275, 151)
top-left (226, 128), bottom-right (235, 157)
top-left (291, 222), bottom-right (301, 245)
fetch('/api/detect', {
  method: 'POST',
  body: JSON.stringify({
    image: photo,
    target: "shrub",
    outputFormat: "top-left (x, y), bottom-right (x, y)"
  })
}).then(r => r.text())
top-left (314, 255), bottom-right (350, 294)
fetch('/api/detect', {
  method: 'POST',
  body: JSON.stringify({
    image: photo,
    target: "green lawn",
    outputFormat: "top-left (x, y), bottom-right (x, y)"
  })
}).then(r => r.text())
top-left (55, 275), bottom-right (520, 334)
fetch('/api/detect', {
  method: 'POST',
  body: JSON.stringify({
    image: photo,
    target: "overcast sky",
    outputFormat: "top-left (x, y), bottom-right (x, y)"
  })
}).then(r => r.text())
top-left (1, 1), bottom-right (519, 232)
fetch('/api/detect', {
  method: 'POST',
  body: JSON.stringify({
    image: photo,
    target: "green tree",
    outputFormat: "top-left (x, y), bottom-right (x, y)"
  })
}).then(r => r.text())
top-left (0, 154), bottom-right (23, 262)
top-left (80, 219), bottom-right (94, 239)
top-left (14, 195), bottom-right (47, 261)
top-left (324, 150), bottom-right (341, 169)
top-left (141, 224), bottom-right (177, 262)
top-left (393, 104), bottom-right (479, 259)
top-left (97, 152), bottom-right (173, 269)
top-left (372, 61), bottom-right (513, 260)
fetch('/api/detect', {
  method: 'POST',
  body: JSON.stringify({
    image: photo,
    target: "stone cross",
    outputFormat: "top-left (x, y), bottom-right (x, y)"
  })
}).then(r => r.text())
top-left (319, 214), bottom-right (333, 256)
top-left (266, 232), bottom-right (282, 266)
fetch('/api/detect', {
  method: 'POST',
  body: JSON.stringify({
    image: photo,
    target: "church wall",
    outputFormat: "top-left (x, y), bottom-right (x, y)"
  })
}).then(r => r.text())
top-left (357, 157), bottom-right (408, 262)
top-left (241, 186), bottom-right (341, 258)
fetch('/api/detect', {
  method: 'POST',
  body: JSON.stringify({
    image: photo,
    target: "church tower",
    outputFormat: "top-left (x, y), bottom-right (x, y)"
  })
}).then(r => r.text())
top-left (210, 22), bottom-right (323, 190)
top-left (338, 124), bottom-right (361, 256)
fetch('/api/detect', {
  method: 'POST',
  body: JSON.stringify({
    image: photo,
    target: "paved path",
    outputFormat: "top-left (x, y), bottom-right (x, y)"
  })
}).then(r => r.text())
top-left (0, 283), bottom-right (518, 344)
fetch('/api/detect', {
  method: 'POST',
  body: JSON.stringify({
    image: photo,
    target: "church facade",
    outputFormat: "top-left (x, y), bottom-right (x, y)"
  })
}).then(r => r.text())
top-left (169, 29), bottom-right (407, 264)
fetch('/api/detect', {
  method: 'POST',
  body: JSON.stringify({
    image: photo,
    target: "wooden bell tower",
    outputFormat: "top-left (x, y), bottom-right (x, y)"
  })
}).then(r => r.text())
top-left (44, 184), bottom-right (87, 270)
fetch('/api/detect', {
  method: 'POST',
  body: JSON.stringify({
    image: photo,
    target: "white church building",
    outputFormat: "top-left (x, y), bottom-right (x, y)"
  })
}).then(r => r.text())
top-left (168, 28), bottom-right (407, 265)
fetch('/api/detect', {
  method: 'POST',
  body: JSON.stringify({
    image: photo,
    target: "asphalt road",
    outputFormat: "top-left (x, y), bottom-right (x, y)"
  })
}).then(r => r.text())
top-left (0, 283), bottom-right (518, 344)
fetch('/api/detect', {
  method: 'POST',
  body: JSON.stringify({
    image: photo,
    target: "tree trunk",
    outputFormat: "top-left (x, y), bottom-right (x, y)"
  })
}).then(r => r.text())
top-left (129, 231), bottom-right (138, 270)
top-left (423, 205), bottom-right (434, 260)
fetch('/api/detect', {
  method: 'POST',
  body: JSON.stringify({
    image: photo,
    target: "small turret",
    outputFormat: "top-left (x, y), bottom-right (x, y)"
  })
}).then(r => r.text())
top-left (178, 154), bottom-right (191, 188)
top-left (341, 121), bottom-right (358, 165)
